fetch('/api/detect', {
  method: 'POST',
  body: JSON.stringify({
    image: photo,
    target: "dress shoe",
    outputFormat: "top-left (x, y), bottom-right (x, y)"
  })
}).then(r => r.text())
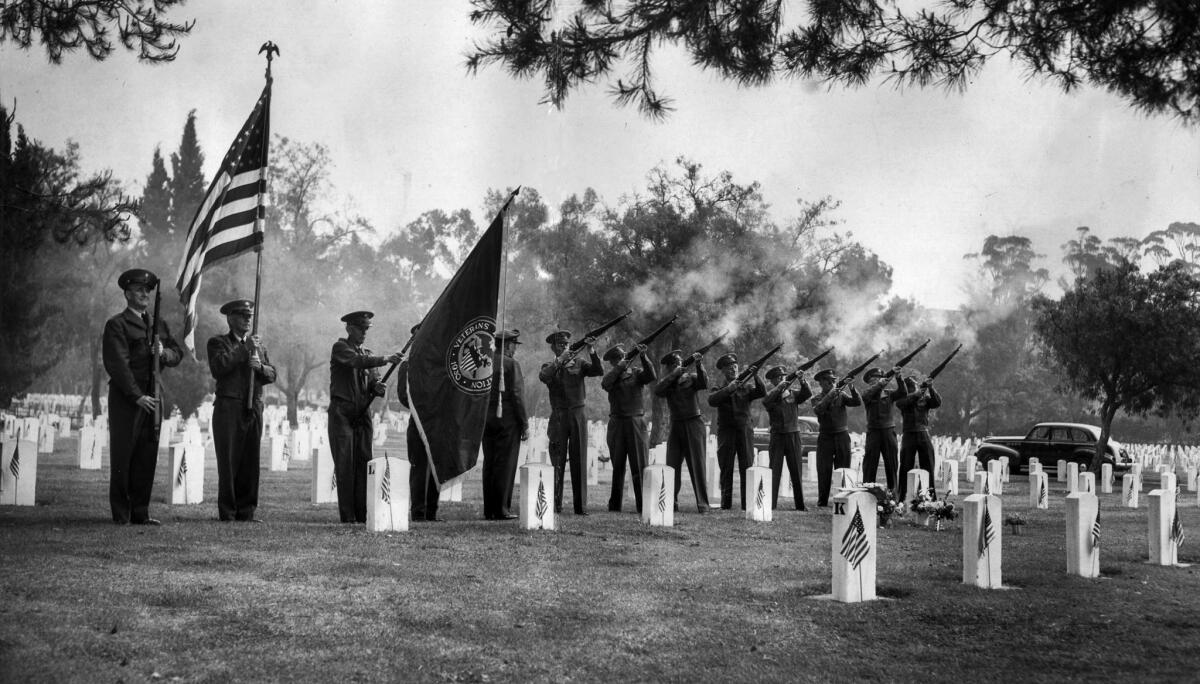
top-left (574, 511), bottom-right (588, 516)
top-left (135, 518), bottom-right (162, 526)
top-left (797, 504), bottom-right (808, 511)
top-left (501, 513), bottom-right (518, 520)
top-left (242, 518), bottom-right (264, 523)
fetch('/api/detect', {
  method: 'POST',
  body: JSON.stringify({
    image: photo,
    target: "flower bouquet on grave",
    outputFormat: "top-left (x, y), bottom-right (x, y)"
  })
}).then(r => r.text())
top-left (860, 483), bottom-right (901, 528)
top-left (910, 489), bottom-right (957, 531)
top-left (1006, 513), bottom-right (1026, 535)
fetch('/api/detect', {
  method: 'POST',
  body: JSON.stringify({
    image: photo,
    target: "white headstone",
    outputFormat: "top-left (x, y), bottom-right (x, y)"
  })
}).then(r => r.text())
top-left (1028, 457), bottom-right (1040, 474)
top-left (270, 435), bottom-right (290, 472)
top-left (520, 460), bottom-right (557, 530)
top-left (804, 451), bottom-right (817, 483)
top-left (998, 456), bottom-right (1010, 483)
top-left (0, 437), bottom-right (38, 506)
top-left (907, 469), bottom-right (930, 498)
top-left (963, 494), bottom-right (1002, 589)
top-left (987, 460), bottom-right (1004, 495)
top-left (1029, 471), bottom-right (1048, 510)
top-left (941, 460), bottom-right (959, 496)
top-left (78, 426), bottom-right (101, 470)
top-left (830, 490), bottom-right (878, 602)
top-left (1057, 460), bottom-right (1068, 482)
top-left (311, 442), bottom-right (337, 504)
top-left (1123, 473), bottom-right (1140, 509)
top-left (170, 442), bottom-right (204, 504)
top-left (367, 456), bottom-right (410, 532)
top-left (1101, 463), bottom-right (1114, 494)
top-left (1147, 489), bottom-right (1180, 566)
top-left (973, 471), bottom-right (990, 495)
top-left (1078, 472), bottom-right (1096, 494)
top-left (965, 455), bottom-right (977, 481)
top-left (746, 465), bottom-right (772, 522)
top-left (1065, 492), bottom-right (1100, 578)
top-left (641, 464), bottom-right (675, 527)
top-left (1066, 462), bottom-right (1080, 493)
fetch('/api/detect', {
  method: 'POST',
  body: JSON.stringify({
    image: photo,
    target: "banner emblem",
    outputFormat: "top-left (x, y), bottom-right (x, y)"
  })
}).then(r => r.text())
top-left (447, 316), bottom-right (496, 394)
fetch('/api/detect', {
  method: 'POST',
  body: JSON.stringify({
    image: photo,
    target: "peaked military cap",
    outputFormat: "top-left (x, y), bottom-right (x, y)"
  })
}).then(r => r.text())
top-left (340, 311), bottom-right (374, 327)
top-left (545, 329), bottom-right (572, 345)
top-left (603, 345), bottom-right (626, 362)
top-left (496, 329), bottom-right (522, 344)
top-left (220, 299), bottom-right (254, 316)
top-left (715, 353), bottom-right (738, 370)
top-left (118, 268), bottom-right (158, 290)
top-left (814, 368), bottom-right (837, 382)
top-left (660, 349), bottom-right (683, 365)
top-left (765, 365), bottom-right (787, 381)
top-left (863, 367), bottom-right (884, 381)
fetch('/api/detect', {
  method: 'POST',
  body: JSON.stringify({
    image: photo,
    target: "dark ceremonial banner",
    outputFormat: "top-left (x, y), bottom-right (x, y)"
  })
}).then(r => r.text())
top-left (404, 192), bottom-right (514, 486)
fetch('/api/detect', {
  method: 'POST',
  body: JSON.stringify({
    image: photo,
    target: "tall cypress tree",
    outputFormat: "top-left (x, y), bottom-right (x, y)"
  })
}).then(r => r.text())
top-left (168, 110), bottom-right (205, 232)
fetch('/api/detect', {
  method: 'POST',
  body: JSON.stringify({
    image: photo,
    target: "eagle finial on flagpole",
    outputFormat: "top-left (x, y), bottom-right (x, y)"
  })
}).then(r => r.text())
top-left (259, 41), bottom-right (280, 80)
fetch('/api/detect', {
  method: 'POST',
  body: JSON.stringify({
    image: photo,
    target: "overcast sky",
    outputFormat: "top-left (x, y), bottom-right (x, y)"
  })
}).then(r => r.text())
top-left (5, 1), bottom-right (1199, 309)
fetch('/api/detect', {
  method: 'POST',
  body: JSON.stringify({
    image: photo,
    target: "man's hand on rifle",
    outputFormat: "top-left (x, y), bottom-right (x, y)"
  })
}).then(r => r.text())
top-left (151, 339), bottom-right (164, 357)
top-left (386, 351), bottom-right (403, 364)
top-left (136, 395), bottom-right (158, 413)
top-left (371, 380), bottom-right (387, 397)
top-left (248, 335), bottom-right (264, 370)
top-left (583, 335), bottom-right (598, 348)
top-left (520, 429), bottom-right (529, 441)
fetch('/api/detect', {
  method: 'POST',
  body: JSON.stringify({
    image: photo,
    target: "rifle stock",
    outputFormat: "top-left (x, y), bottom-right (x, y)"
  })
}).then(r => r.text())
top-left (927, 344), bottom-right (963, 380)
top-left (624, 315), bottom-right (677, 361)
top-left (682, 331), bottom-right (728, 367)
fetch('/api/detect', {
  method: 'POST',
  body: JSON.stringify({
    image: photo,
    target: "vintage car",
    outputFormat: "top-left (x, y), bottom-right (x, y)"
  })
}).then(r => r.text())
top-left (752, 416), bottom-right (820, 454)
top-left (974, 422), bottom-right (1133, 475)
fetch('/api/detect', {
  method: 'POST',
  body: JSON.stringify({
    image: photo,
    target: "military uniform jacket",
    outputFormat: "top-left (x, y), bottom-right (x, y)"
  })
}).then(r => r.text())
top-left (601, 360), bottom-right (657, 418)
top-left (329, 339), bottom-right (387, 409)
top-left (539, 350), bottom-right (602, 410)
top-left (654, 365), bottom-right (708, 420)
top-left (207, 332), bottom-right (277, 406)
top-left (812, 387), bottom-right (862, 434)
top-left (762, 380), bottom-right (813, 434)
top-left (707, 375), bottom-right (766, 428)
top-left (103, 308), bottom-right (183, 402)
top-left (861, 376), bottom-right (905, 429)
top-left (488, 354), bottom-right (529, 431)
top-left (896, 385), bottom-right (942, 433)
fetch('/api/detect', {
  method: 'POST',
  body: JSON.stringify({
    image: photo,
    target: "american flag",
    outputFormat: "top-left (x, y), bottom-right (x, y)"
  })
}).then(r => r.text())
top-left (1126, 482), bottom-right (1136, 506)
top-left (175, 83), bottom-right (271, 354)
top-left (839, 505), bottom-right (870, 570)
top-left (536, 473), bottom-right (549, 527)
top-left (282, 439), bottom-right (291, 465)
top-left (330, 469), bottom-right (337, 494)
top-left (657, 477), bottom-right (666, 514)
top-left (755, 478), bottom-right (765, 512)
top-left (979, 505), bottom-right (996, 557)
top-left (1170, 509), bottom-right (1185, 548)
top-left (1091, 508), bottom-right (1101, 548)
top-left (9, 440), bottom-right (20, 479)
top-left (1038, 479), bottom-right (1047, 507)
top-left (175, 455), bottom-right (187, 487)
top-left (381, 457), bottom-right (392, 504)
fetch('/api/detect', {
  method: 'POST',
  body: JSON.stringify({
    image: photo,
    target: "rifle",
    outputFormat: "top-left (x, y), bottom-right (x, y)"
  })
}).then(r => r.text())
top-left (361, 332), bottom-right (418, 418)
top-left (623, 315), bottom-right (677, 361)
top-left (882, 338), bottom-right (931, 380)
top-left (681, 332), bottom-right (727, 367)
top-left (839, 351), bottom-right (883, 387)
top-left (567, 310), bottom-right (633, 355)
top-left (132, 283), bottom-right (163, 444)
top-left (926, 344), bottom-right (963, 382)
top-left (732, 343), bottom-right (783, 385)
top-left (788, 346), bottom-right (834, 380)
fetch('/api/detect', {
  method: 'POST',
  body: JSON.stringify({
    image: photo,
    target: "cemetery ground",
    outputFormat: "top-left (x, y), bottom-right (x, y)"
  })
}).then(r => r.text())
top-left (2, 435), bottom-right (1200, 683)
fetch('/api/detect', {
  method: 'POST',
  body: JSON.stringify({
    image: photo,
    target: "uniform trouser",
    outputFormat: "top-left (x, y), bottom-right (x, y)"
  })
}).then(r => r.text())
top-left (666, 416), bottom-right (710, 511)
top-left (768, 431), bottom-right (806, 510)
top-left (548, 407), bottom-right (588, 513)
top-left (862, 427), bottom-right (899, 491)
top-left (328, 402), bottom-right (372, 523)
top-left (816, 431), bottom-right (852, 506)
top-left (108, 390), bottom-right (157, 524)
top-left (716, 423), bottom-right (754, 509)
top-left (606, 416), bottom-right (647, 512)
top-left (482, 415), bottom-right (521, 518)
top-left (898, 430), bottom-right (937, 502)
top-left (212, 397), bottom-right (263, 521)
top-left (408, 422), bottom-right (441, 520)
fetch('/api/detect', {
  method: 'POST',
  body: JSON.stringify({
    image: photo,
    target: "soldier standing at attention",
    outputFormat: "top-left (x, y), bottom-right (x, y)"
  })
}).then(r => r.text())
top-left (761, 365), bottom-right (813, 510)
top-left (103, 269), bottom-right (183, 525)
top-left (811, 368), bottom-right (862, 507)
top-left (328, 311), bottom-right (400, 523)
top-left (207, 299), bottom-right (276, 522)
top-left (860, 366), bottom-right (905, 495)
top-left (600, 343), bottom-right (655, 514)
top-left (896, 375), bottom-right (942, 502)
top-left (707, 353), bottom-right (766, 510)
top-left (481, 329), bottom-right (528, 520)
top-left (654, 350), bottom-right (711, 513)
top-left (539, 329), bottom-right (601, 515)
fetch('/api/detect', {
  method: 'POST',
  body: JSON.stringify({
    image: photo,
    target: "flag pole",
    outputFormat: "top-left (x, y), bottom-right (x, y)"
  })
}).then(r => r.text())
top-left (248, 41), bottom-right (278, 411)
top-left (496, 188), bottom-right (517, 418)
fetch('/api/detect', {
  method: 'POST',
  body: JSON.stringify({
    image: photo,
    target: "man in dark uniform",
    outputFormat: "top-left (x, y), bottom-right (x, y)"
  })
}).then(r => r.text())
top-left (102, 268), bottom-right (183, 525)
top-left (396, 323), bottom-right (442, 522)
top-left (860, 366), bottom-right (905, 494)
top-left (601, 342), bottom-right (655, 514)
top-left (327, 311), bottom-right (400, 523)
top-left (762, 365), bottom-right (813, 510)
top-left (654, 350), bottom-right (711, 513)
top-left (482, 329), bottom-right (528, 520)
top-left (538, 329), bottom-right (601, 515)
top-left (708, 352), bottom-right (766, 510)
top-left (207, 299), bottom-right (277, 522)
top-left (896, 374), bottom-right (943, 502)
top-left (811, 368), bottom-right (862, 507)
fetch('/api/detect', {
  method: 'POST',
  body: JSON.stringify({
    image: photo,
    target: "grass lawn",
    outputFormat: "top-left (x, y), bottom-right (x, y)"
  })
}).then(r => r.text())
top-left (2, 431), bottom-right (1199, 683)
